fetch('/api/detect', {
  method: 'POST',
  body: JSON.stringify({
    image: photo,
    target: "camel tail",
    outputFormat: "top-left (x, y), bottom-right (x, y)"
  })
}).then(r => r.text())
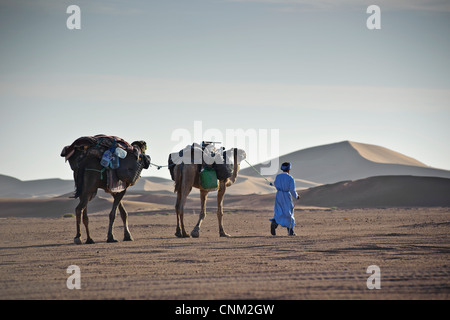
top-left (73, 166), bottom-right (85, 199)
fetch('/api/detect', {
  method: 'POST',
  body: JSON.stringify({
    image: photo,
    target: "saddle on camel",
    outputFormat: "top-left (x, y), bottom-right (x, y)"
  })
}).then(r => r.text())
top-left (168, 141), bottom-right (234, 190)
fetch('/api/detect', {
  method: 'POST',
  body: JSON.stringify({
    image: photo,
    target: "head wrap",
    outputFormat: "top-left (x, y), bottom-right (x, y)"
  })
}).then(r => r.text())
top-left (281, 162), bottom-right (291, 172)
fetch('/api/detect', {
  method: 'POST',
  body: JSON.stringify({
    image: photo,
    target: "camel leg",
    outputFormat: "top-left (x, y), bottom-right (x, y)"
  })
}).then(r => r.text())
top-left (83, 208), bottom-right (94, 244)
top-left (119, 201), bottom-right (133, 241)
top-left (175, 192), bottom-right (182, 237)
top-left (107, 191), bottom-right (125, 243)
top-left (74, 197), bottom-right (88, 245)
top-left (191, 190), bottom-right (208, 238)
top-left (217, 182), bottom-right (230, 237)
top-left (175, 191), bottom-right (190, 238)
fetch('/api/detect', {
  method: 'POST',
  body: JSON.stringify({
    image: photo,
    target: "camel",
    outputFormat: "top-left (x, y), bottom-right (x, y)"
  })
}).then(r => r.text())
top-left (61, 136), bottom-right (150, 244)
top-left (169, 145), bottom-right (246, 238)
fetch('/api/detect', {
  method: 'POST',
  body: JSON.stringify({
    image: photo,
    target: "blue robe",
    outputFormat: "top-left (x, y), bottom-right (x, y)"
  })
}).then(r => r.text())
top-left (270, 172), bottom-right (298, 228)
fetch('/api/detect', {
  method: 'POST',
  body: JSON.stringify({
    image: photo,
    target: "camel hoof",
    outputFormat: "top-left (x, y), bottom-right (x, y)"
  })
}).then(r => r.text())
top-left (107, 237), bottom-right (118, 243)
top-left (175, 230), bottom-right (190, 238)
top-left (74, 237), bottom-right (82, 245)
top-left (85, 238), bottom-right (95, 244)
top-left (124, 235), bottom-right (134, 241)
top-left (220, 232), bottom-right (231, 238)
top-left (191, 229), bottom-right (200, 238)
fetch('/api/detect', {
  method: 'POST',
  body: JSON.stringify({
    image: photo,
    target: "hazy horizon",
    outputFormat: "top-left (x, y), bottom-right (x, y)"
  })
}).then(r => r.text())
top-left (1, 0), bottom-right (449, 181)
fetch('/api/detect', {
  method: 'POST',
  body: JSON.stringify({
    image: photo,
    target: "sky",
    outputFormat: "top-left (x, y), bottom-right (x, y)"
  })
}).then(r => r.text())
top-left (0, 0), bottom-right (449, 181)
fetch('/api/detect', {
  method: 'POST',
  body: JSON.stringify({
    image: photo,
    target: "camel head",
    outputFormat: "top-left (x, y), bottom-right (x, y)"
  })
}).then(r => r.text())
top-left (223, 148), bottom-right (246, 166)
top-left (221, 148), bottom-right (246, 187)
top-left (235, 148), bottom-right (247, 164)
top-left (115, 140), bottom-right (151, 186)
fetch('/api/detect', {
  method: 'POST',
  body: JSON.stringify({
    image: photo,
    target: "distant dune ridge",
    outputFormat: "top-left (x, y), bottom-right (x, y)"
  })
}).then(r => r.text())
top-left (0, 175), bottom-right (75, 199)
top-left (348, 141), bottom-right (427, 166)
top-left (239, 141), bottom-right (450, 184)
top-left (299, 175), bottom-right (450, 208)
top-left (0, 141), bottom-right (449, 216)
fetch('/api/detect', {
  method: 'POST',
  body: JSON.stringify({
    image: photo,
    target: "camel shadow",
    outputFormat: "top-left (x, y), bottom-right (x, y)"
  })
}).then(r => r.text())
top-left (0, 242), bottom-right (75, 251)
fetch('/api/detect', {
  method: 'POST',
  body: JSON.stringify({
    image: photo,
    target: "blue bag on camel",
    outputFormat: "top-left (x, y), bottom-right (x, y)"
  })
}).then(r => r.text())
top-left (101, 137), bottom-right (121, 169)
top-left (110, 150), bottom-right (120, 169)
top-left (100, 149), bottom-right (113, 167)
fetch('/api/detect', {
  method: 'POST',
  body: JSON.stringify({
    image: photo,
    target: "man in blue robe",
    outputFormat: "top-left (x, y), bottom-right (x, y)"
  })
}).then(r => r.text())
top-left (270, 162), bottom-right (299, 236)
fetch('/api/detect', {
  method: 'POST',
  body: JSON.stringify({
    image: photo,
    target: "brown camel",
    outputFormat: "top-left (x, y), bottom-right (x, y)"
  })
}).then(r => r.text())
top-left (169, 146), bottom-right (246, 238)
top-left (61, 136), bottom-right (150, 244)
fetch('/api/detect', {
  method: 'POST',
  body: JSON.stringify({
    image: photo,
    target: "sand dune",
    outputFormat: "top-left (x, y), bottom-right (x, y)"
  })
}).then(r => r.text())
top-left (0, 196), bottom-right (111, 218)
top-left (0, 175), bottom-right (178, 199)
top-left (299, 175), bottom-right (450, 208)
top-left (132, 176), bottom-right (175, 193)
top-left (134, 175), bottom-right (281, 195)
top-left (348, 141), bottom-right (427, 166)
top-left (224, 175), bottom-right (276, 195)
top-left (1, 140), bottom-right (450, 202)
top-left (0, 175), bottom-right (75, 198)
top-left (0, 174), bottom-right (279, 198)
top-left (239, 141), bottom-right (450, 184)
top-left (1, 175), bottom-right (448, 218)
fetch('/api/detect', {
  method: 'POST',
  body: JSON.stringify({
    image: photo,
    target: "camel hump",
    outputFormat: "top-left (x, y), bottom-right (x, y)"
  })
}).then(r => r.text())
top-left (170, 143), bottom-right (228, 166)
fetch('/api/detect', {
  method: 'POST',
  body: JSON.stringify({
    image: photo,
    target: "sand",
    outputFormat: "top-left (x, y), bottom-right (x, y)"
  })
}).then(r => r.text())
top-left (239, 141), bottom-right (450, 185)
top-left (0, 207), bottom-right (448, 300)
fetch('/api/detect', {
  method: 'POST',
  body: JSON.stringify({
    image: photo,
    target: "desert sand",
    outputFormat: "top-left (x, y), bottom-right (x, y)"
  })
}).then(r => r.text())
top-left (1, 140), bottom-right (449, 301)
top-left (0, 206), bottom-right (448, 300)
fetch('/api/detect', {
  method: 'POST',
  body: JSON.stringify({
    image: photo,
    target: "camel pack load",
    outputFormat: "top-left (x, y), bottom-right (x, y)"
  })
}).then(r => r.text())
top-left (168, 141), bottom-right (235, 190)
top-left (61, 134), bottom-right (151, 244)
top-left (61, 134), bottom-right (151, 196)
top-left (169, 143), bottom-right (247, 238)
top-left (61, 136), bottom-right (246, 242)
